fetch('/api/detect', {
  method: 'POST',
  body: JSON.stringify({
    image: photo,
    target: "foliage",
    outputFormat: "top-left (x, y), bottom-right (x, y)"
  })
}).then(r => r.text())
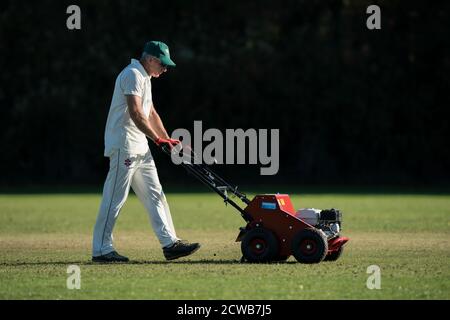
top-left (0, 0), bottom-right (449, 186)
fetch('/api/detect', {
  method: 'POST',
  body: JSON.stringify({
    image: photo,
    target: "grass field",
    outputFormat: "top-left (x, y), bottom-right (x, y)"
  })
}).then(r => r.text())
top-left (0, 189), bottom-right (449, 299)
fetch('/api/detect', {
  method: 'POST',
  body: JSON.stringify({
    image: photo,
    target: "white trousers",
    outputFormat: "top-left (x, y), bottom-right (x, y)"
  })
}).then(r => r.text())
top-left (92, 149), bottom-right (179, 256)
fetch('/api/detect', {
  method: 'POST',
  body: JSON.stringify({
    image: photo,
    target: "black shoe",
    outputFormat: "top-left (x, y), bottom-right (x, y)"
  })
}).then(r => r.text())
top-left (92, 251), bottom-right (129, 263)
top-left (163, 240), bottom-right (201, 261)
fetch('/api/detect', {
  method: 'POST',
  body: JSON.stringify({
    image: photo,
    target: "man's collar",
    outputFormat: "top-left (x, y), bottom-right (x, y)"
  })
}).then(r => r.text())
top-left (131, 59), bottom-right (151, 79)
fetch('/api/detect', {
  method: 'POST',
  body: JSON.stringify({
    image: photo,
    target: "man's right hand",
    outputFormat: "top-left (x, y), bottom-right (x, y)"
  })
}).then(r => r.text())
top-left (154, 137), bottom-right (181, 150)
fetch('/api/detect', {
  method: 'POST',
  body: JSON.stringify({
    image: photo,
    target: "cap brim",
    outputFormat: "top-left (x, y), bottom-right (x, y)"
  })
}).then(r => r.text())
top-left (161, 56), bottom-right (176, 67)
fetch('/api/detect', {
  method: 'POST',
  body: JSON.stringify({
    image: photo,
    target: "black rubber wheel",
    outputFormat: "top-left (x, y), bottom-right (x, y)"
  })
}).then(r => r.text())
top-left (241, 228), bottom-right (279, 263)
top-left (291, 228), bottom-right (328, 264)
top-left (323, 245), bottom-right (344, 262)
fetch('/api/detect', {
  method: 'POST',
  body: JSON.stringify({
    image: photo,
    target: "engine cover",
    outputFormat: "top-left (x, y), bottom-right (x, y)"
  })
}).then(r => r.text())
top-left (295, 208), bottom-right (321, 226)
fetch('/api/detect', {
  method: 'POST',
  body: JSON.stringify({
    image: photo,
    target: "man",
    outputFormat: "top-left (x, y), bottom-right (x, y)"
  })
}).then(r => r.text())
top-left (92, 41), bottom-right (200, 263)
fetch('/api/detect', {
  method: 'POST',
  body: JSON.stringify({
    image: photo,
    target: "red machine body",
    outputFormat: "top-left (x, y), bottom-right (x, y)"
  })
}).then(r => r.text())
top-left (237, 194), bottom-right (349, 260)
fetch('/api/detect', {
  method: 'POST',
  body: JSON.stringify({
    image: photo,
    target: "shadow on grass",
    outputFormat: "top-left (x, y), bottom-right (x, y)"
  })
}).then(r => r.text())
top-left (0, 259), bottom-right (298, 266)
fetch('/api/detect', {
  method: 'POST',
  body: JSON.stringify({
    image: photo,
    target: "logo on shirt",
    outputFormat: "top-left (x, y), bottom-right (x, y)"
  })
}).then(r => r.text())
top-left (124, 158), bottom-right (132, 168)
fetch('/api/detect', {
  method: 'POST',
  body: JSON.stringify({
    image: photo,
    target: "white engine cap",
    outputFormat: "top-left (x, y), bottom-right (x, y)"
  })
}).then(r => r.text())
top-left (295, 208), bottom-right (321, 226)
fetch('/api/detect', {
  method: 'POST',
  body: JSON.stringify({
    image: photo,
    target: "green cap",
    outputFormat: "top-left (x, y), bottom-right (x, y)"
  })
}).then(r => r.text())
top-left (143, 41), bottom-right (176, 67)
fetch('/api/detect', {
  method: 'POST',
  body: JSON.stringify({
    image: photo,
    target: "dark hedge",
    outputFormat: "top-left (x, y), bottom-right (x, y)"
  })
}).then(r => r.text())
top-left (0, 0), bottom-right (449, 187)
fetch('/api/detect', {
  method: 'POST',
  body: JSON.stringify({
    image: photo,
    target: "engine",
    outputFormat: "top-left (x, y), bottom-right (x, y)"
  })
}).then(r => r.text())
top-left (295, 208), bottom-right (343, 239)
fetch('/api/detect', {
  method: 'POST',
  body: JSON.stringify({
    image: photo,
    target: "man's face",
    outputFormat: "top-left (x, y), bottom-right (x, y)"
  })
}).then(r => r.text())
top-left (147, 57), bottom-right (167, 78)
